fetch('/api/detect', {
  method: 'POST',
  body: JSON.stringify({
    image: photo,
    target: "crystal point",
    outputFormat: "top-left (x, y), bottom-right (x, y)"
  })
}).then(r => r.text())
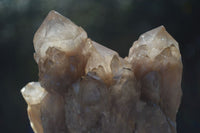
top-left (21, 82), bottom-right (47, 105)
top-left (33, 10), bottom-right (87, 60)
top-left (21, 11), bottom-right (182, 133)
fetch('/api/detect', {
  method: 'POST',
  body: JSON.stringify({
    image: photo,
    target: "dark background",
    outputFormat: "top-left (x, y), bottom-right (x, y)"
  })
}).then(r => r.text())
top-left (0, 0), bottom-right (200, 133)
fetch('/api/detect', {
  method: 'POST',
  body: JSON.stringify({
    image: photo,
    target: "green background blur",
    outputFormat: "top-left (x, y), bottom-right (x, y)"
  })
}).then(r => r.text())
top-left (0, 0), bottom-right (200, 133)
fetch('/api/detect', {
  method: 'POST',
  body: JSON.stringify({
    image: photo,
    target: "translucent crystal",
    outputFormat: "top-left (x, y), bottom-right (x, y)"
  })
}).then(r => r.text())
top-left (21, 10), bottom-right (182, 133)
top-left (21, 82), bottom-right (47, 105)
top-left (33, 10), bottom-right (87, 60)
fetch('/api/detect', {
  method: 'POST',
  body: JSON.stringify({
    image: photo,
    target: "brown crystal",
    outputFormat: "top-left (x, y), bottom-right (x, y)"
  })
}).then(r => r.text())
top-left (21, 10), bottom-right (182, 133)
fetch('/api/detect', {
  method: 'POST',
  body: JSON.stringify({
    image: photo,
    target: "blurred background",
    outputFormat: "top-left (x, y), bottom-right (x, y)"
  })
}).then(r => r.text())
top-left (0, 0), bottom-right (200, 132)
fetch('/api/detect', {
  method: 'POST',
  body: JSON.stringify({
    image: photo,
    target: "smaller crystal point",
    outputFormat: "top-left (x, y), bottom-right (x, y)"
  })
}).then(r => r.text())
top-left (21, 82), bottom-right (47, 133)
top-left (85, 41), bottom-right (119, 84)
top-left (21, 82), bottom-right (47, 105)
top-left (127, 25), bottom-right (180, 61)
top-left (126, 25), bottom-right (182, 124)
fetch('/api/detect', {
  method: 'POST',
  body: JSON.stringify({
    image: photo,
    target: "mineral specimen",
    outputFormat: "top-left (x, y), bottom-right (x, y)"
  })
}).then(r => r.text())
top-left (21, 10), bottom-right (182, 133)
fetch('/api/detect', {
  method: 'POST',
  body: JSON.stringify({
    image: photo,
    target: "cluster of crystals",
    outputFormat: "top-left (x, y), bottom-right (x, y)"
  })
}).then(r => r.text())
top-left (21, 10), bottom-right (182, 133)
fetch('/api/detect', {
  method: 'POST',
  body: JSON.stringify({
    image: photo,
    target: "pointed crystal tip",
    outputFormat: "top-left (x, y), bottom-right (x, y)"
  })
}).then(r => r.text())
top-left (127, 25), bottom-right (180, 60)
top-left (21, 82), bottom-right (47, 105)
top-left (33, 10), bottom-right (87, 59)
top-left (138, 25), bottom-right (179, 49)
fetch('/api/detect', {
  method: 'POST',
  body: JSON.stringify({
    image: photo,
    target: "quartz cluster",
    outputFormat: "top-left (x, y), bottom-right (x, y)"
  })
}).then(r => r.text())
top-left (21, 10), bottom-right (182, 133)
